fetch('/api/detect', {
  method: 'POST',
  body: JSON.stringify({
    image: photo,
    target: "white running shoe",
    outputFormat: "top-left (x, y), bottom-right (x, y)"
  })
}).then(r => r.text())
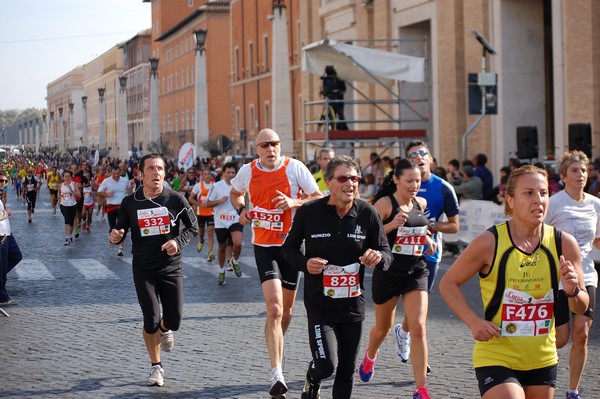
top-left (160, 330), bottom-right (174, 352)
top-left (147, 364), bottom-right (164, 386)
top-left (394, 323), bottom-right (410, 363)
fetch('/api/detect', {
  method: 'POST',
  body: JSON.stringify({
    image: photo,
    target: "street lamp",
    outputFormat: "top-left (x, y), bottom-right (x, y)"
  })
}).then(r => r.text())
top-left (149, 57), bottom-right (159, 77)
top-left (149, 57), bottom-right (160, 144)
top-left (98, 87), bottom-right (106, 150)
top-left (82, 96), bottom-right (89, 148)
top-left (193, 29), bottom-right (207, 54)
top-left (58, 107), bottom-right (64, 150)
top-left (194, 29), bottom-right (210, 158)
top-left (49, 112), bottom-right (54, 147)
top-left (68, 102), bottom-right (75, 149)
top-left (118, 75), bottom-right (128, 160)
top-left (42, 112), bottom-right (47, 149)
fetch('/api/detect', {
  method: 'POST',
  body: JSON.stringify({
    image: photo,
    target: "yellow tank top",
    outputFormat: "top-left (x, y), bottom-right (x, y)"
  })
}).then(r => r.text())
top-left (473, 222), bottom-right (560, 370)
top-left (48, 172), bottom-right (61, 190)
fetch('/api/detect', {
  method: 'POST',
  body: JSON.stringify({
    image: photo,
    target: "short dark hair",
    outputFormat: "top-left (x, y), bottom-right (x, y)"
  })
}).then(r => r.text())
top-left (405, 140), bottom-right (428, 156)
top-left (474, 153), bottom-right (488, 166)
top-left (324, 155), bottom-right (360, 180)
top-left (223, 161), bottom-right (238, 173)
top-left (138, 153), bottom-right (165, 172)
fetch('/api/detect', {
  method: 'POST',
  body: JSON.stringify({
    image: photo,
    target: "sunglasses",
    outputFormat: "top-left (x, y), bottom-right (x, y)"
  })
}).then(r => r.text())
top-left (331, 175), bottom-right (361, 184)
top-left (408, 149), bottom-right (429, 159)
top-left (256, 140), bottom-right (281, 149)
top-left (0, 179), bottom-right (7, 183)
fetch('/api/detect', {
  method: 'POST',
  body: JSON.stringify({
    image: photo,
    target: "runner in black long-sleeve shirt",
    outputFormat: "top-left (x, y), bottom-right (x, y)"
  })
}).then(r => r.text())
top-left (110, 153), bottom-right (198, 387)
top-left (282, 155), bottom-right (391, 399)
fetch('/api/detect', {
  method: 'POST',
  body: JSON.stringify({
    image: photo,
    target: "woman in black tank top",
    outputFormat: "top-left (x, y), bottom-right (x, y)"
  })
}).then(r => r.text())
top-left (359, 159), bottom-right (436, 399)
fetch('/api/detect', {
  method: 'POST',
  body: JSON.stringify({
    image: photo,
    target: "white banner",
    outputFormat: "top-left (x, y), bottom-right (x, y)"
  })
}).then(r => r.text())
top-left (445, 200), bottom-right (510, 244)
top-left (177, 142), bottom-right (196, 170)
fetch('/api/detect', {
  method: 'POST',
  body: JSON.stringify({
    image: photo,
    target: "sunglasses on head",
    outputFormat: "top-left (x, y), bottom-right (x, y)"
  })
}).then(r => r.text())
top-left (331, 175), bottom-right (361, 184)
top-left (408, 149), bottom-right (429, 159)
top-left (256, 140), bottom-right (281, 149)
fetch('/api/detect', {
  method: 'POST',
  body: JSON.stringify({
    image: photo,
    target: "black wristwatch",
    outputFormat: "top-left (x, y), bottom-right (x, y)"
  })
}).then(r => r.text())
top-left (237, 206), bottom-right (246, 216)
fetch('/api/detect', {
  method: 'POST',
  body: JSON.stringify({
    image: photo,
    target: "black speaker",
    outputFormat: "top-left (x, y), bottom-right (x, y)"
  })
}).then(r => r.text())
top-left (568, 123), bottom-right (592, 157)
top-left (516, 126), bottom-right (538, 159)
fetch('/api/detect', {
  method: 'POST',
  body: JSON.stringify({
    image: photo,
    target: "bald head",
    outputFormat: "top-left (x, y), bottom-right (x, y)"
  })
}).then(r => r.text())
top-left (256, 128), bottom-right (280, 144)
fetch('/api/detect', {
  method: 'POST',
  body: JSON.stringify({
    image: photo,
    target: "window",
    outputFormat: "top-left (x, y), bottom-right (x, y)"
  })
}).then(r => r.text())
top-left (264, 101), bottom-right (270, 128)
top-left (248, 41), bottom-right (254, 76)
top-left (263, 35), bottom-right (269, 72)
top-left (249, 104), bottom-right (255, 130)
top-left (234, 48), bottom-right (240, 80)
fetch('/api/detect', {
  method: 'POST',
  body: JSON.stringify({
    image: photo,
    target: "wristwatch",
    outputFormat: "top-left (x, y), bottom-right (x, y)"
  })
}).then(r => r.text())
top-left (429, 221), bottom-right (436, 231)
top-left (237, 205), bottom-right (246, 216)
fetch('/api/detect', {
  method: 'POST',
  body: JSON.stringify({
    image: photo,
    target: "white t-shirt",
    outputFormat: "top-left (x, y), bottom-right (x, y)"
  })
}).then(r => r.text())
top-left (546, 190), bottom-right (600, 287)
top-left (207, 180), bottom-right (238, 229)
top-left (98, 176), bottom-right (130, 205)
top-left (0, 198), bottom-right (11, 235)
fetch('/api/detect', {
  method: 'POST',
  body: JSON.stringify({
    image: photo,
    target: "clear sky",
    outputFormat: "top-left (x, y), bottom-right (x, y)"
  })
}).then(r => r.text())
top-left (0, 1), bottom-right (151, 111)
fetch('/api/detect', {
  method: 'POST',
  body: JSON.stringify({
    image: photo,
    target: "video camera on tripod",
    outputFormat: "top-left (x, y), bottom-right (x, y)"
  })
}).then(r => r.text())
top-left (320, 65), bottom-right (345, 100)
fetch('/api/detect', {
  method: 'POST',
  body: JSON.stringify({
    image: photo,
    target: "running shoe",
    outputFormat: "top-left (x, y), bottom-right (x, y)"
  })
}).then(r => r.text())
top-left (64, 238), bottom-right (70, 246)
top-left (207, 252), bottom-right (215, 262)
top-left (0, 299), bottom-right (17, 306)
top-left (413, 386), bottom-right (431, 399)
top-left (75, 225), bottom-right (81, 238)
top-left (394, 323), bottom-right (411, 363)
top-left (147, 364), bottom-right (164, 386)
top-left (86, 226), bottom-right (91, 233)
top-left (226, 259), bottom-right (234, 272)
top-left (82, 222), bottom-right (87, 231)
top-left (52, 208), bottom-right (56, 214)
top-left (197, 242), bottom-right (204, 252)
top-left (566, 390), bottom-right (583, 399)
top-left (117, 244), bottom-right (124, 257)
top-left (231, 259), bottom-right (242, 277)
top-left (217, 271), bottom-right (226, 285)
top-left (28, 219), bottom-right (32, 223)
top-left (269, 378), bottom-right (288, 397)
top-left (301, 363), bottom-right (321, 399)
top-left (358, 349), bottom-right (377, 382)
top-left (160, 330), bottom-right (174, 352)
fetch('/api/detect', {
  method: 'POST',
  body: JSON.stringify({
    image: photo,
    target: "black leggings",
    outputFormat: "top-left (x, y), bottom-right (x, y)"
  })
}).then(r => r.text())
top-left (60, 204), bottom-right (77, 226)
top-left (26, 192), bottom-right (37, 210)
top-left (107, 208), bottom-right (119, 231)
top-left (306, 315), bottom-right (363, 399)
top-left (133, 266), bottom-right (184, 334)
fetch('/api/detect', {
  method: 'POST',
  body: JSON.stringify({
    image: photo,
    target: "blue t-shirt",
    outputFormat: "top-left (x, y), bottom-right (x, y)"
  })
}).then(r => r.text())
top-left (473, 166), bottom-right (494, 200)
top-left (418, 174), bottom-right (460, 263)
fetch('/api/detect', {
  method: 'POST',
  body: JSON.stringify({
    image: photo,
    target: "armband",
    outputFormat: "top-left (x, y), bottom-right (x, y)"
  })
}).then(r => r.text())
top-left (565, 285), bottom-right (581, 298)
top-left (237, 206), bottom-right (246, 216)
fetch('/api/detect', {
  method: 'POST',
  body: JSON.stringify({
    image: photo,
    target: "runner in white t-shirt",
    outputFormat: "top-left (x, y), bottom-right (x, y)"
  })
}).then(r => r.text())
top-left (204, 162), bottom-right (244, 285)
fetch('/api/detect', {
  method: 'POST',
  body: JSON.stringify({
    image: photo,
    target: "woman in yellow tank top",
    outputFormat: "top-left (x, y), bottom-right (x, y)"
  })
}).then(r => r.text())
top-left (439, 165), bottom-right (589, 399)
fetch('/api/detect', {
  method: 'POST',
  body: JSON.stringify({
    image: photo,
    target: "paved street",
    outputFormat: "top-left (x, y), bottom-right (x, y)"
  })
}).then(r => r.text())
top-left (1, 190), bottom-right (599, 399)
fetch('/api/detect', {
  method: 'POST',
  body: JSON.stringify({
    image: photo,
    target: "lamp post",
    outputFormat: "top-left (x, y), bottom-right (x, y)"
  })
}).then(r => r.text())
top-left (98, 87), bottom-right (106, 150)
top-left (68, 102), bottom-right (75, 149)
top-left (270, 1), bottom-right (293, 154)
top-left (118, 75), bottom-right (128, 160)
top-left (81, 96), bottom-right (89, 148)
top-left (42, 113), bottom-right (47, 150)
top-left (58, 107), bottom-right (64, 150)
top-left (49, 112), bottom-right (55, 147)
top-left (149, 57), bottom-right (160, 145)
top-left (193, 29), bottom-right (210, 159)
top-left (35, 118), bottom-right (39, 154)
